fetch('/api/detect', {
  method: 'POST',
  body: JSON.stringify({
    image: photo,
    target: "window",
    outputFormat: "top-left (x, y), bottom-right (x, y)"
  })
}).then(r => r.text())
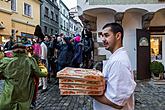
top-left (60, 5), bottom-right (62, 12)
top-left (64, 20), bottom-right (65, 29)
top-left (11, 0), bottom-right (16, 11)
top-left (70, 23), bottom-right (73, 29)
top-left (24, 3), bottom-right (32, 16)
top-left (44, 26), bottom-right (48, 34)
top-left (55, 14), bottom-right (58, 22)
top-left (51, 29), bottom-right (53, 35)
top-left (150, 35), bottom-right (162, 61)
top-left (74, 26), bottom-right (76, 31)
top-left (63, 9), bottom-right (65, 15)
top-left (45, 7), bottom-right (49, 17)
top-left (51, 11), bottom-right (54, 20)
top-left (66, 22), bottom-right (68, 29)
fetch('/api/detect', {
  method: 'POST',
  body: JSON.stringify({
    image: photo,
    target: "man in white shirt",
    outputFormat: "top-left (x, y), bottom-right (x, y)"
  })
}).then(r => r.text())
top-left (39, 38), bottom-right (48, 92)
top-left (92, 23), bottom-right (136, 110)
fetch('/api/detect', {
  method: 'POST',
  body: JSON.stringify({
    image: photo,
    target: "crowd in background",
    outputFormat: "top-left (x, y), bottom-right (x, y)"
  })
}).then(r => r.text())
top-left (0, 25), bottom-right (94, 109)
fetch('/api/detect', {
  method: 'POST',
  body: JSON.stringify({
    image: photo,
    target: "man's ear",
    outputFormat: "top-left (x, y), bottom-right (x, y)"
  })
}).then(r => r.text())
top-left (115, 32), bottom-right (121, 40)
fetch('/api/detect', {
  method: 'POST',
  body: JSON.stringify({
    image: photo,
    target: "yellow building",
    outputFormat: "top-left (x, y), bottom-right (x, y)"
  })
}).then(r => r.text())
top-left (0, 0), bottom-right (41, 44)
top-left (11, 0), bottom-right (41, 39)
top-left (0, 1), bottom-right (12, 44)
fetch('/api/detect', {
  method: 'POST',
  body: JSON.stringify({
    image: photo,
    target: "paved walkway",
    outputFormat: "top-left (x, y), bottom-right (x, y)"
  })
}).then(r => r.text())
top-left (135, 80), bottom-right (165, 110)
top-left (1, 79), bottom-right (165, 110)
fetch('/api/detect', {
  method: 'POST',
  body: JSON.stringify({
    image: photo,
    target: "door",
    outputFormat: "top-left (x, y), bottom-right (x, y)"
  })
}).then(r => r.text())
top-left (136, 29), bottom-right (151, 80)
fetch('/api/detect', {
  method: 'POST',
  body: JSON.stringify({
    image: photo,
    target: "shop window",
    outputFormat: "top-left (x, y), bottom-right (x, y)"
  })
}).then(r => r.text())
top-left (150, 36), bottom-right (162, 61)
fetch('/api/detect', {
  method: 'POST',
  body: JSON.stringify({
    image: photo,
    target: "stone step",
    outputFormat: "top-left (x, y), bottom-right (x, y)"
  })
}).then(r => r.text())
top-left (153, 79), bottom-right (165, 85)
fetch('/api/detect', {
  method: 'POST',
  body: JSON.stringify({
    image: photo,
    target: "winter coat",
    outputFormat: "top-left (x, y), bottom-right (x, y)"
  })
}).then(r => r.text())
top-left (72, 42), bottom-right (83, 64)
top-left (57, 43), bottom-right (74, 67)
top-left (0, 53), bottom-right (46, 110)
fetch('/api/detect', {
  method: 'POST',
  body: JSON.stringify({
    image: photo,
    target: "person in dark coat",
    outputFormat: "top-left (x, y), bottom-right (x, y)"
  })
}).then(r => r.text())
top-left (71, 35), bottom-right (83, 68)
top-left (57, 36), bottom-right (74, 71)
top-left (4, 36), bottom-right (15, 51)
top-left (81, 28), bottom-right (94, 68)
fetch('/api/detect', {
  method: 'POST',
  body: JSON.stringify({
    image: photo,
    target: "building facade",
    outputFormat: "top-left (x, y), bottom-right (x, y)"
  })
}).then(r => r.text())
top-left (0, 0), bottom-right (12, 44)
top-left (69, 17), bottom-right (77, 37)
top-left (69, 17), bottom-right (83, 37)
top-left (0, 0), bottom-right (41, 43)
top-left (69, 7), bottom-right (83, 36)
top-left (40, 0), bottom-right (59, 35)
top-left (57, 0), bottom-right (69, 36)
top-left (78, 0), bottom-right (165, 79)
top-left (11, 0), bottom-right (41, 38)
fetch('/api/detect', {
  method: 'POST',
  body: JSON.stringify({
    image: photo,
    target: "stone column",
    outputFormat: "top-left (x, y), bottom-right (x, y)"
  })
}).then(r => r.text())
top-left (114, 12), bottom-right (124, 25)
top-left (142, 12), bottom-right (155, 29)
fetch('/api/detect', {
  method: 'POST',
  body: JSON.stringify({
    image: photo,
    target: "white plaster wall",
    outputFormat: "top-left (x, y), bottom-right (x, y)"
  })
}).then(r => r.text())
top-left (96, 13), bottom-right (114, 59)
top-left (122, 12), bottom-right (143, 70)
top-left (78, 3), bottom-right (165, 15)
top-left (162, 35), bottom-right (165, 66)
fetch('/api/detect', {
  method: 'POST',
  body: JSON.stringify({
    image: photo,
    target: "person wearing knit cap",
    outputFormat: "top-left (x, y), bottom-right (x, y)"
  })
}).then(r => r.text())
top-left (0, 41), bottom-right (47, 110)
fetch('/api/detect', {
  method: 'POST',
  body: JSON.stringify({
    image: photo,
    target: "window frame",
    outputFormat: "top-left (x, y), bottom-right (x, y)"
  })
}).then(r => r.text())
top-left (11, 0), bottom-right (17, 12)
top-left (45, 7), bottom-right (49, 17)
top-left (24, 3), bottom-right (32, 17)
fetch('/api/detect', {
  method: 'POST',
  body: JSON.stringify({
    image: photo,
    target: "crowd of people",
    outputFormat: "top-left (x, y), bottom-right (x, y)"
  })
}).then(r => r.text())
top-left (0, 25), bottom-right (94, 109)
top-left (0, 23), bottom-right (136, 110)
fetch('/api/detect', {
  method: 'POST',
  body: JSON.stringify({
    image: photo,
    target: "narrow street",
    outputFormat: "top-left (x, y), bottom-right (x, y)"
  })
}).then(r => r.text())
top-left (1, 79), bottom-right (165, 110)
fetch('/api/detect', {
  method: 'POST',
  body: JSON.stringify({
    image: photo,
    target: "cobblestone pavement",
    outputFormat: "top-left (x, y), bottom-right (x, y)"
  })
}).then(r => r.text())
top-left (1, 79), bottom-right (165, 110)
top-left (135, 80), bottom-right (165, 110)
top-left (34, 79), bottom-right (93, 110)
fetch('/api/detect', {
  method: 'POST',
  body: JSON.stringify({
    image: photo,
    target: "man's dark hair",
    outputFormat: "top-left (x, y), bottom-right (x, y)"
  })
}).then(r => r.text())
top-left (102, 23), bottom-right (124, 42)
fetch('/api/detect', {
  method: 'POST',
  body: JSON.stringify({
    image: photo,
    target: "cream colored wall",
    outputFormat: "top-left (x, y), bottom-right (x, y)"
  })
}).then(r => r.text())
top-left (0, 12), bottom-right (12, 36)
top-left (0, 1), bottom-right (11, 11)
top-left (0, 1), bottom-right (12, 37)
top-left (12, 21), bottom-right (35, 36)
top-left (11, 0), bottom-right (40, 35)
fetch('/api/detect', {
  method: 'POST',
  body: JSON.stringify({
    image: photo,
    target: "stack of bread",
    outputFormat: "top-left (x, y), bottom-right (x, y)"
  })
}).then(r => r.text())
top-left (57, 67), bottom-right (105, 95)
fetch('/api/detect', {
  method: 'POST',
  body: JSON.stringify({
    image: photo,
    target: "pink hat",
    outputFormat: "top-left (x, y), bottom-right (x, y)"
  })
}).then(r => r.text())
top-left (74, 36), bottom-right (81, 42)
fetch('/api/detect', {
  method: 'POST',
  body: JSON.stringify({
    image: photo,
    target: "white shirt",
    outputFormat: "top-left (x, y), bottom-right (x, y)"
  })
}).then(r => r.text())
top-left (93, 47), bottom-right (136, 110)
top-left (40, 42), bottom-right (47, 60)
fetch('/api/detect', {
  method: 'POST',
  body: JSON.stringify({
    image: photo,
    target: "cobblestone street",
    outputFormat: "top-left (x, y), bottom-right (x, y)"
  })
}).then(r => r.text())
top-left (1, 79), bottom-right (165, 110)
top-left (135, 80), bottom-right (165, 110)
top-left (34, 79), bottom-right (93, 110)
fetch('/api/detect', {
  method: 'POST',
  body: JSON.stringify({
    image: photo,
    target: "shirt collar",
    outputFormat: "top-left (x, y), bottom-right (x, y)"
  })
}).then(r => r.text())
top-left (109, 47), bottom-right (125, 59)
